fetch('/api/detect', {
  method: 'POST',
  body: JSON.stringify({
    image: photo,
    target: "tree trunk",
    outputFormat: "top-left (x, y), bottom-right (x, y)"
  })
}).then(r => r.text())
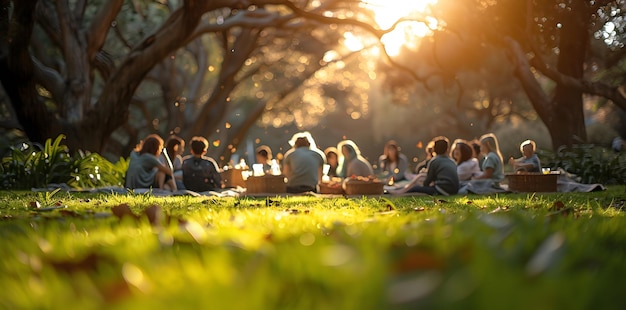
top-left (547, 1), bottom-right (589, 149)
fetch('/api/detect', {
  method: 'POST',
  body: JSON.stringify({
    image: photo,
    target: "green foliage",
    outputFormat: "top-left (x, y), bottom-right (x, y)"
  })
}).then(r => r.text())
top-left (67, 152), bottom-right (128, 189)
top-left (538, 144), bottom-right (626, 184)
top-left (0, 190), bottom-right (625, 309)
top-left (0, 135), bottom-right (72, 189)
top-left (0, 135), bottom-right (127, 190)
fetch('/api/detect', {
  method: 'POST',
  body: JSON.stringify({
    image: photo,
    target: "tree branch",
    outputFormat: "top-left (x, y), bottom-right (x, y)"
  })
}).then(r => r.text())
top-left (32, 56), bottom-right (64, 99)
top-left (87, 0), bottom-right (123, 62)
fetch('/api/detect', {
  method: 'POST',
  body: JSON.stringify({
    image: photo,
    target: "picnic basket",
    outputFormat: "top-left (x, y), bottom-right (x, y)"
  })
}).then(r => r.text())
top-left (506, 172), bottom-right (558, 192)
top-left (221, 169), bottom-right (246, 188)
top-left (343, 178), bottom-right (384, 195)
top-left (245, 175), bottom-right (286, 194)
top-left (318, 182), bottom-right (345, 194)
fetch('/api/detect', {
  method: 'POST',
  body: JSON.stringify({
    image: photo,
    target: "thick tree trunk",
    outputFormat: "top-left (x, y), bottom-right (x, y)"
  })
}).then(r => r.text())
top-left (547, 1), bottom-right (589, 149)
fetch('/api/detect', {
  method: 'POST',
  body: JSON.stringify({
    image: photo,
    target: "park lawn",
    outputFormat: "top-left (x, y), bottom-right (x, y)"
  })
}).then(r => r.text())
top-left (1, 187), bottom-right (625, 309)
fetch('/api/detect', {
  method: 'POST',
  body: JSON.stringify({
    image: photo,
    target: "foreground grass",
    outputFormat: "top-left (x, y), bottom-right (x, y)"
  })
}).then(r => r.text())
top-left (1, 187), bottom-right (626, 309)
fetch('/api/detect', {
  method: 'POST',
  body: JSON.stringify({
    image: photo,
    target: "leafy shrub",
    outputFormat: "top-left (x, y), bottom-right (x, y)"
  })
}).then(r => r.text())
top-left (67, 151), bottom-right (128, 189)
top-left (538, 144), bottom-right (626, 185)
top-left (0, 135), bottom-right (72, 189)
top-left (0, 135), bottom-right (127, 190)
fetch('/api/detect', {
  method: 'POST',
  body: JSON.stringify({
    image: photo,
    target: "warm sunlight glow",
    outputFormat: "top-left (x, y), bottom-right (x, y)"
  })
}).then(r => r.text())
top-left (360, 0), bottom-right (438, 56)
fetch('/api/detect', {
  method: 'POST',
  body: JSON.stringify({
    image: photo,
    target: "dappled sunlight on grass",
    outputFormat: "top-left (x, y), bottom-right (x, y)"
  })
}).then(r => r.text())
top-left (0, 187), bottom-right (625, 308)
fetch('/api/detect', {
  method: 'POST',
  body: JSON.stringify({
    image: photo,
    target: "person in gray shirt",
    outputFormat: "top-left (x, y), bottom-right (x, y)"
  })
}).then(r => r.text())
top-left (282, 132), bottom-right (325, 193)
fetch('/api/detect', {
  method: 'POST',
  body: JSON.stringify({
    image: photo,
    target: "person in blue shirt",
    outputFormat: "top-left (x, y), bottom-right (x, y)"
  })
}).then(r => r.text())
top-left (508, 139), bottom-right (541, 172)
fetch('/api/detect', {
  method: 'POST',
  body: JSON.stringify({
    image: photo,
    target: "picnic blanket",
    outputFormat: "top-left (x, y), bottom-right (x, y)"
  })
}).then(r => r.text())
top-left (32, 183), bottom-right (243, 197)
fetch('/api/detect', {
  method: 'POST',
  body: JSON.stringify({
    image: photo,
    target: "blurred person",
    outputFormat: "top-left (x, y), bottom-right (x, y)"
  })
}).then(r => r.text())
top-left (159, 135), bottom-right (185, 189)
top-left (324, 147), bottom-right (340, 178)
top-left (415, 140), bottom-right (435, 173)
top-left (182, 136), bottom-right (222, 192)
top-left (337, 140), bottom-right (374, 178)
top-left (378, 140), bottom-right (409, 182)
top-left (508, 139), bottom-right (541, 172)
top-left (392, 136), bottom-right (459, 196)
top-left (255, 145), bottom-right (273, 173)
top-left (282, 132), bottom-right (325, 193)
top-left (451, 140), bottom-right (481, 181)
top-left (471, 140), bottom-right (485, 171)
top-left (125, 134), bottom-right (177, 191)
top-left (473, 133), bottom-right (505, 184)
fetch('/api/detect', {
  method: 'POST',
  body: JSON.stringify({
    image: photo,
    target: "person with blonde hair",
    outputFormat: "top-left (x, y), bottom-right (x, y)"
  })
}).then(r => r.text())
top-left (508, 139), bottom-right (541, 172)
top-left (473, 133), bottom-right (504, 183)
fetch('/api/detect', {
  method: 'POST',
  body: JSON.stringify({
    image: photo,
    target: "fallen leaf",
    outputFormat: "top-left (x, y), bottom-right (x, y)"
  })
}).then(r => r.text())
top-left (550, 201), bottom-right (566, 211)
top-left (526, 233), bottom-right (565, 277)
top-left (29, 201), bottom-right (41, 209)
top-left (111, 204), bottom-right (137, 220)
top-left (143, 205), bottom-right (163, 226)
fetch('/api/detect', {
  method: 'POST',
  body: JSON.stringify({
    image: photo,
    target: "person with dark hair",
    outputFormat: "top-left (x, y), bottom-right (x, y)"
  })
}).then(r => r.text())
top-left (470, 140), bottom-right (484, 171)
top-left (337, 140), bottom-right (374, 178)
top-left (392, 136), bottom-right (459, 196)
top-left (125, 134), bottom-right (177, 191)
top-left (181, 136), bottom-right (222, 192)
top-left (160, 135), bottom-right (185, 189)
top-left (508, 139), bottom-right (541, 172)
top-left (255, 145), bottom-right (273, 173)
top-left (415, 140), bottom-right (435, 173)
top-left (282, 132), bottom-right (325, 193)
top-left (378, 140), bottom-right (409, 182)
top-left (451, 140), bottom-right (481, 181)
top-left (324, 147), bottom-right (340, 178)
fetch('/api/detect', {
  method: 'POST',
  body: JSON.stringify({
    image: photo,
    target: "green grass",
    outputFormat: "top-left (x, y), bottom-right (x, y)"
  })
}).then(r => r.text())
top-left (1, 187), bottom-right (626, 309)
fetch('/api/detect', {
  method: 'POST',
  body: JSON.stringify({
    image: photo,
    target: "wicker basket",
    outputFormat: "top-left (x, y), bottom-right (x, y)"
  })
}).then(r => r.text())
top-left (319, 182), bottom-right (345, 194)
top-left (343, 179), bottom-right (384, 195)
top-left (245, 175), bottom-right (286, 194)
top-left (221, 169), bottom-right (246, 188)
top-left (506, 172), bottom-right (558, 192)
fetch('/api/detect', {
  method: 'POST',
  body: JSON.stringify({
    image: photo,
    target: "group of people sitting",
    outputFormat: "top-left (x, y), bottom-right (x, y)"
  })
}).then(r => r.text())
top-left (125, 135), bottom-right (221, 193)
top-left (125, 131), bottom-right (540, 196)
top-left (380, 134), bottom-right (540, 195)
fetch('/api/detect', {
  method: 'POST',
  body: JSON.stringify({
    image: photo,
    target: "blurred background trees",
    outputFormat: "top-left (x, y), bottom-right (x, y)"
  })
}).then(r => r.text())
top-left (1, 0), bottom-right (625, 169)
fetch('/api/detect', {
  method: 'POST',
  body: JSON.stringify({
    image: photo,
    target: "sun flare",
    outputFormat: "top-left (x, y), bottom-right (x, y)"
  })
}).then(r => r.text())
top-left (345, 0), bottom-right (438, 56)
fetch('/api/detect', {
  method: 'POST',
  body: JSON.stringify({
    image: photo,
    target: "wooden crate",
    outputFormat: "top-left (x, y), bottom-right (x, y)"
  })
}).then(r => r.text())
top-left (343, 179), bottom-right (384, 195)
top-left (506, 172), bottom-right (558, 192)
top-left (245, 175), bottom-right (286, 194)
top-left (221, 169), bottom-right (246, 188)
top-left (319, 182), bottom-right (345, 194)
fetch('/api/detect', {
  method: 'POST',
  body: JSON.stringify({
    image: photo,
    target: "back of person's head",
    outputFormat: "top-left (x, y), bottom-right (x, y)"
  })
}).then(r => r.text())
top-left (456, 141), bottom-right (474, 164)
top-left (479, 133), bottom-right (503, 162)
top-left (289, 132), bottom-right (317, 149)
top-left (189, 136), bottom-right (209, 155)
top-left (432, 136), bottom-right (450, 155)
top-left (471, 141), bottom-right (481, 158)
top-left (294, 137), bottom-right (310, 148)
top-left (140, 134), bottom-right (164, 155)
top-left (165, 135), bottom-right (184, 157)
top-left (520, 139), bottom-right (536, 153)
top-left (256, 145), bottom-right (272, 160)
